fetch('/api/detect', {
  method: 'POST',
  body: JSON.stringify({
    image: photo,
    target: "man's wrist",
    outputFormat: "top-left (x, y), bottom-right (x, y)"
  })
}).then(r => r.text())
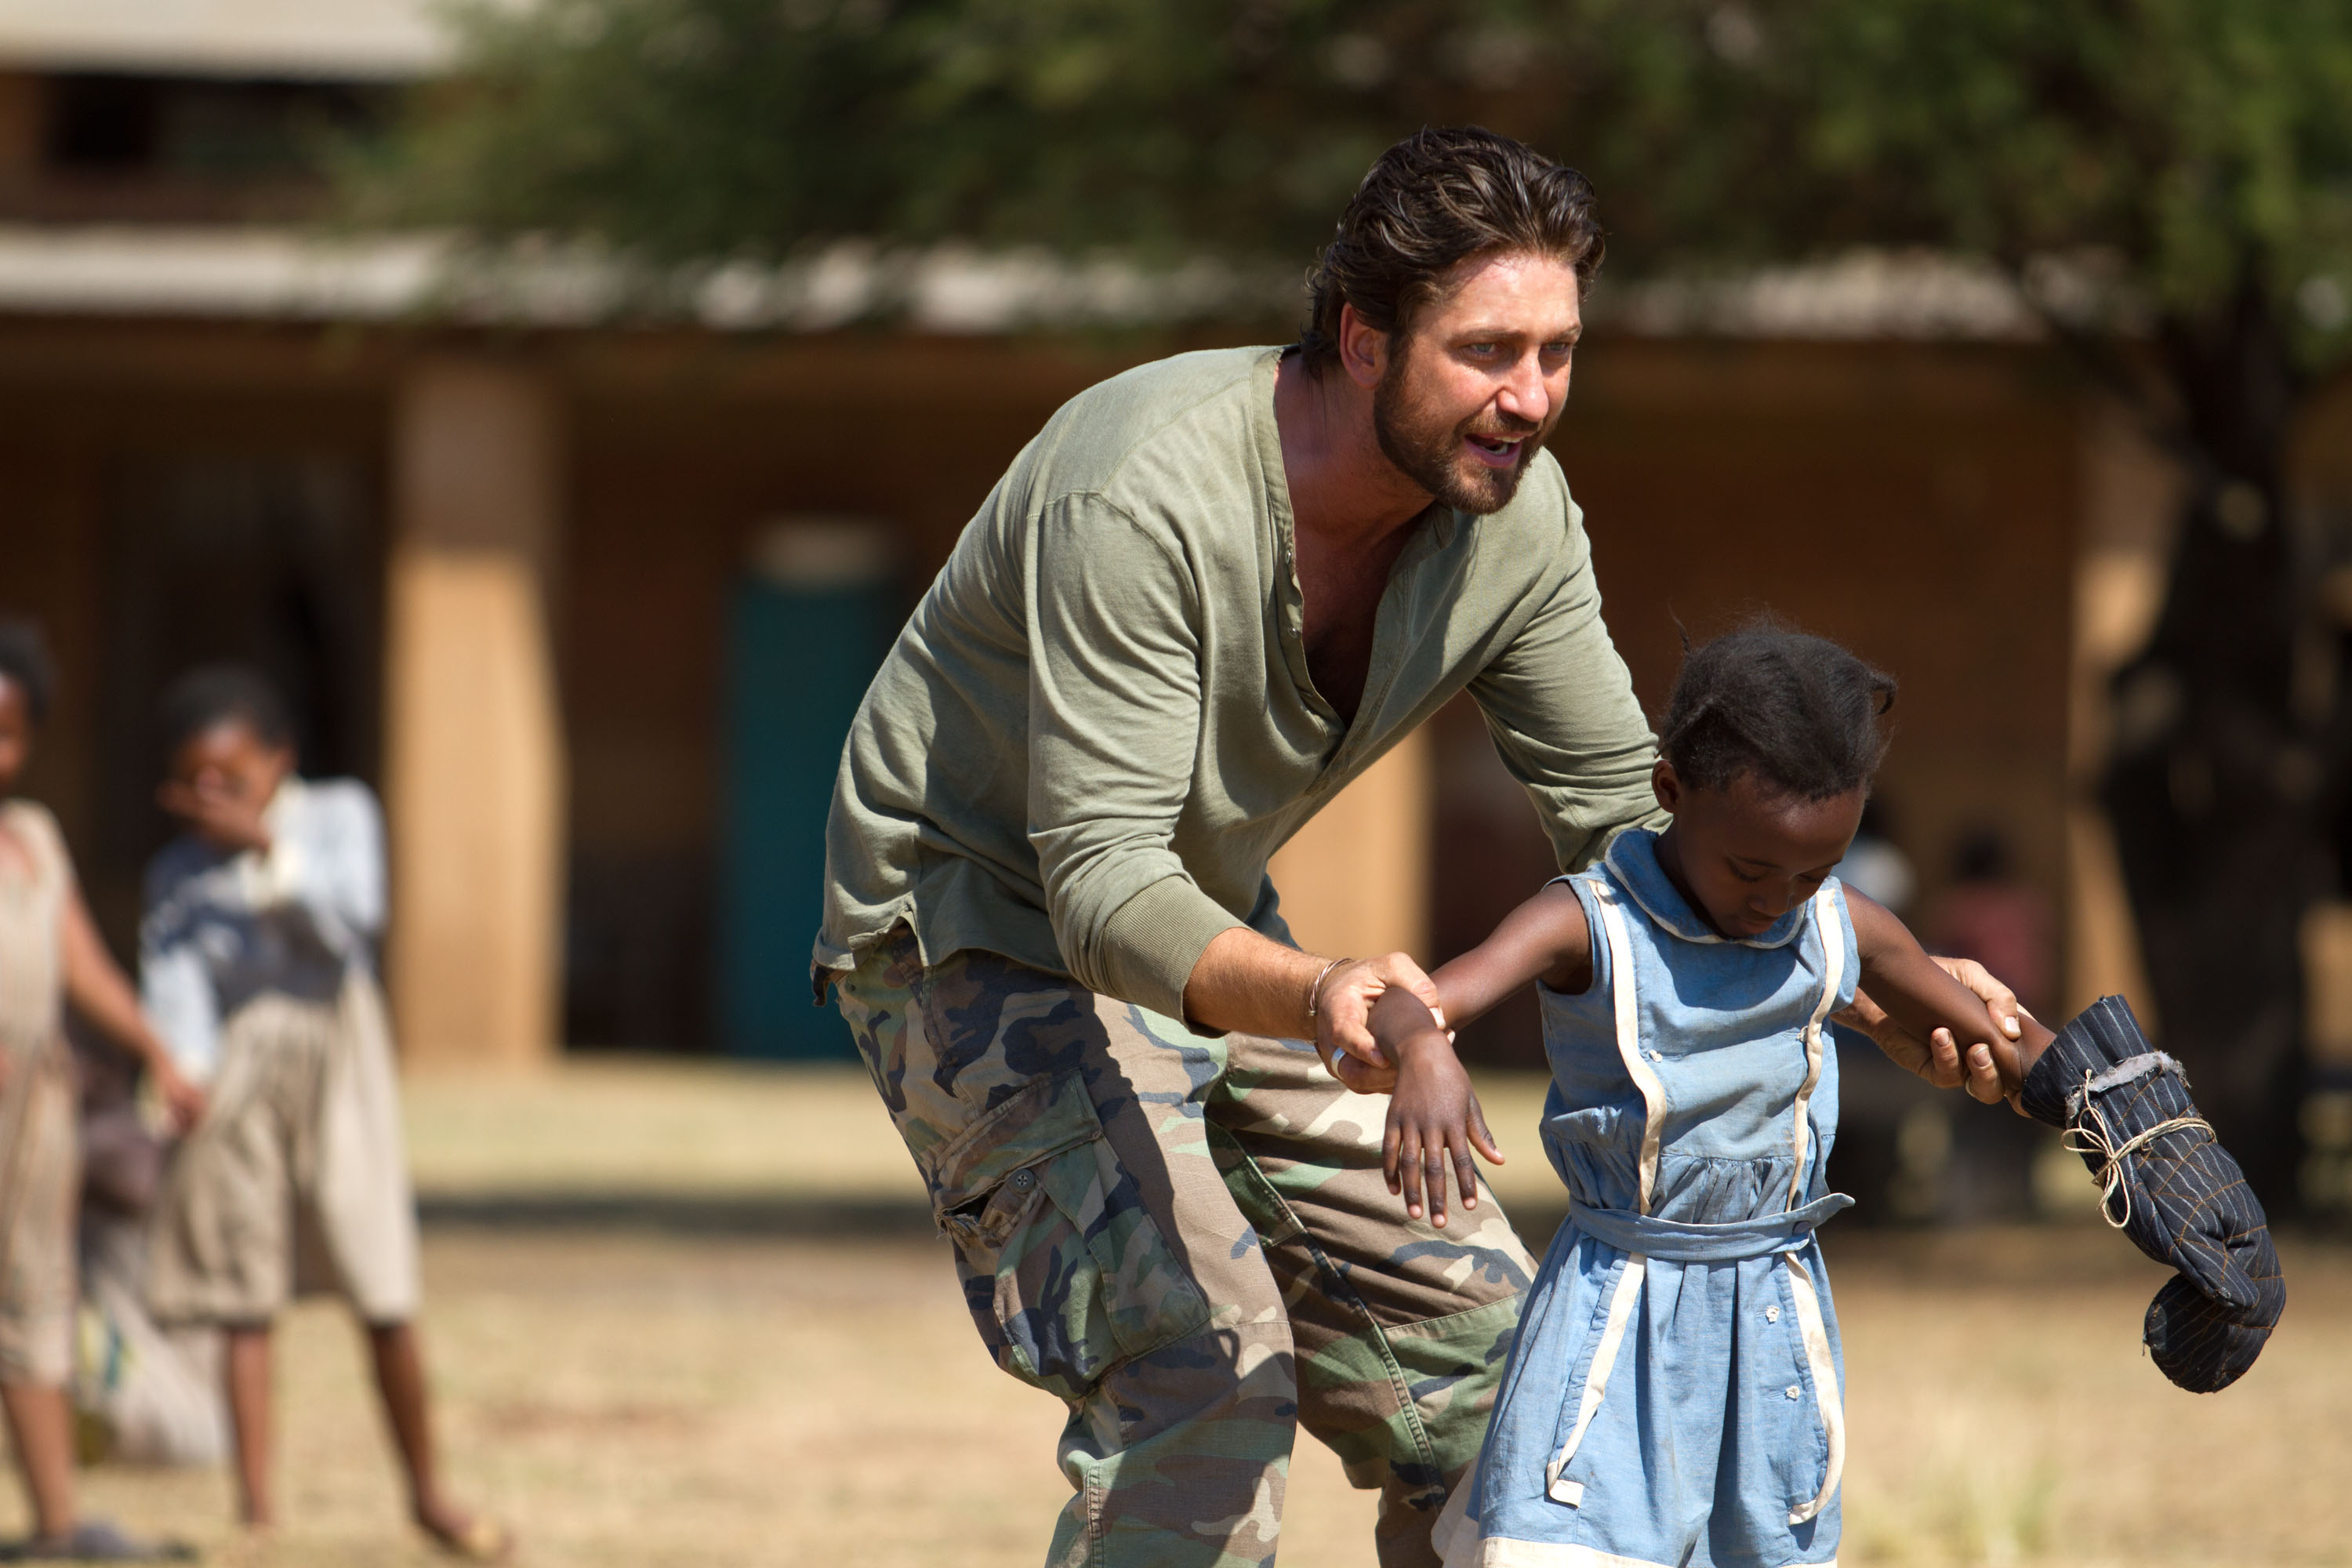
top-left (1305, 955), bottom-right (1353, 1027)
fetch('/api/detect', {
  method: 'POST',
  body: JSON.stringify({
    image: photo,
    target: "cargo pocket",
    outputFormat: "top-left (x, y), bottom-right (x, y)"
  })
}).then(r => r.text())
top-left (929, 1073), bottom-right (1210, 1402)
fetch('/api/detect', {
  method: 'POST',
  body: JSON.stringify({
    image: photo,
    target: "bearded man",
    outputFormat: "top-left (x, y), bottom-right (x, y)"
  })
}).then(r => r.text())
top-left (815, 127), bottom-right (2018, 1567)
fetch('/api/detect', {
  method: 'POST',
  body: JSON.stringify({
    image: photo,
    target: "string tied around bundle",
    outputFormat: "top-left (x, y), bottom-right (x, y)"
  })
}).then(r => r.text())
top-left (2059, 1052), bottom-right (2210, 1231)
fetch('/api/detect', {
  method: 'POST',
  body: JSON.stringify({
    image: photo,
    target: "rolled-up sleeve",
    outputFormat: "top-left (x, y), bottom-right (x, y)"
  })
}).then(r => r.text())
top-left (1468, 498), bottom-right (1668, 872)
top-left (1025, 493), bottom-right (1242, 1018)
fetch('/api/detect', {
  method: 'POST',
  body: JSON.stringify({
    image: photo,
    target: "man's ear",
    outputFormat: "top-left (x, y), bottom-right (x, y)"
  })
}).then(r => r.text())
top-left (1651, 757), bottom-right (1682, 815)
top-left (1338, 303), bottom-right (1389, 390)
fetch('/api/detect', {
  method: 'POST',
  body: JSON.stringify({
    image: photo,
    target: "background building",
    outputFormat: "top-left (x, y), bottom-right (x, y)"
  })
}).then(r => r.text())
top-left (9, 2), bottom-right (2351, 1131)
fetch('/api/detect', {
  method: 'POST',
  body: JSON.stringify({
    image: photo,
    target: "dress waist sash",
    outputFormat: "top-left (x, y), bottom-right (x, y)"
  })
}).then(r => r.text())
top-left (1566, 1190), bottom-right (1854, 1263)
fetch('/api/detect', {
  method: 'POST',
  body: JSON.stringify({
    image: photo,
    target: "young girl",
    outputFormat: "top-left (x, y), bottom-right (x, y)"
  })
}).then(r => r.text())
top-left (0, 620), bottom-right (201, 1562)
top-left (1370, 624), bottom-right (2052, 1568)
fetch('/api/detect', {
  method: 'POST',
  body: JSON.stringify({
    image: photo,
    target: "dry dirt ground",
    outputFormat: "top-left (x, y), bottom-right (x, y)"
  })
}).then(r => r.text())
top-left (15, 1062), bottom-right (2349, 1566)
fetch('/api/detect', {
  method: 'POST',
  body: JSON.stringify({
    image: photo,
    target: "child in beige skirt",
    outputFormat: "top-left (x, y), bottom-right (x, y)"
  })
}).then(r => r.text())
top-left (140, 665), bottom-right (506, 1560)
top-left (0, 621), bottom-right (199, 1561)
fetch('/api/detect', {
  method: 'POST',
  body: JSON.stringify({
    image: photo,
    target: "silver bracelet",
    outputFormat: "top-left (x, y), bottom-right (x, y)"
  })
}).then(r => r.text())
top-left (1305, 956), bottom-right (1354, 1023)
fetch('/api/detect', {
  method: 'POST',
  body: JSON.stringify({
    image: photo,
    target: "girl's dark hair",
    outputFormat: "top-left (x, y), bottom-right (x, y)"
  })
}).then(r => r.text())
top-left (158, 663), bottom-right (293, 757)
top-left (1657, 622), bottom-right (1896, 801)
top-left (0, 619), bottom-right (56, 724)
top-left (1299, 126), bottom-right (1604, 374)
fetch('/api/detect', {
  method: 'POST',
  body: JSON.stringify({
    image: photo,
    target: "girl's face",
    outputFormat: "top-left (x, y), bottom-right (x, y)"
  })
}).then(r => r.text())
top-left (0, 676), bottom-right (31, 797)
top-left (1651, 759), bottom-right (1865, 940)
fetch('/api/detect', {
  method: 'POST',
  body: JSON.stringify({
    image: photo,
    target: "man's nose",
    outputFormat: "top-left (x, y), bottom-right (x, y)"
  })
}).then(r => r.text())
top-left (1496, 353), bottom-right (1553, 427)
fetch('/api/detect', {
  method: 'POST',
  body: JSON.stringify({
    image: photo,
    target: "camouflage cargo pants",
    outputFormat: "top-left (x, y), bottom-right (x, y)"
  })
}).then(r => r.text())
top-left (832, 927), bottom-right (1536, 1568)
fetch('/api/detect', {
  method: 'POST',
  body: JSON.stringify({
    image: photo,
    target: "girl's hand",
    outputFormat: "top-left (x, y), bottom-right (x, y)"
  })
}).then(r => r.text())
top-left (151, 1061), bottom-right (209, 1133)
top-left (1380, 1026), bottom-right (1504, 1228)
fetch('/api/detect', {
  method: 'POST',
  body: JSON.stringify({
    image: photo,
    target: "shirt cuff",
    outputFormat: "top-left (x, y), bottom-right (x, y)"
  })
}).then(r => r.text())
top-left (1094, 877), bottom-right (1246, 1029)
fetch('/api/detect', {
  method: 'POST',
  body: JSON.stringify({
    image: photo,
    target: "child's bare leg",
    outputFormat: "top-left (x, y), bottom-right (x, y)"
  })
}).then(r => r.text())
top-left (366, 1321), bottom-right (493, 1552)
top-left (223, 1325), bottom-right (274, 1526)
top-left (0, 1380), bottom-right (78, 1538)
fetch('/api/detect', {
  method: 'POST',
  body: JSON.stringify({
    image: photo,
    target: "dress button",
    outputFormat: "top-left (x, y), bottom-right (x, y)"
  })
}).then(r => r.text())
top-left (1647, 1049), bottom-right (1664, 1062)
top-left (1785, 1385), bottom-right (1802, 1400)
top-left (1766, 1305), bottom-right (1780, 1323)
top-left (1011, 1170), bottom-right (1036, 1191)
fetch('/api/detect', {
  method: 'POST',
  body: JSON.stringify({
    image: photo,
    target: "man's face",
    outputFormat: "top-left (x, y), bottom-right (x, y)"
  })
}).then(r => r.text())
top-left (1371, 250), bottom-right (1583, 514)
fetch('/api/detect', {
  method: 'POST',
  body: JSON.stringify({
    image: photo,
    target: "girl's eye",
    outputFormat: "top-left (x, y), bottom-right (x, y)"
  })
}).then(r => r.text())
top-left (1729, 866), bottom-right (1766, 884)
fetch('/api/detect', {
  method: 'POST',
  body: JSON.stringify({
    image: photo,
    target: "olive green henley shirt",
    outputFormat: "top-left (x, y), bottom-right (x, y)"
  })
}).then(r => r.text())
top-left (815, 345), bottom-right (1664, 1022)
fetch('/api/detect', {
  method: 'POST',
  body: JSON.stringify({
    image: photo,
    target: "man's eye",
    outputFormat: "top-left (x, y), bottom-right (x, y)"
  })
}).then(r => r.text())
top-left (1463, 343), bottom-right (1497, 357)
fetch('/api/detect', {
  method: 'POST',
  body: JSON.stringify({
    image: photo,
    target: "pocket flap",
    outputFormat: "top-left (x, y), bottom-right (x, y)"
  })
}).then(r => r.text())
top-left (929, 1073), bottom-right (1102, 1216)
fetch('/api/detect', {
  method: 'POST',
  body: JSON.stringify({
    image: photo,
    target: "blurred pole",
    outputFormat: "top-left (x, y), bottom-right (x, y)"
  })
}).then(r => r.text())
top-left (383, 357), bottom-right (566, 1070)
top-left (1268, 729), bottom-right (1432, 965)
top-left (2065, 404), bottom-right (2172, 1021)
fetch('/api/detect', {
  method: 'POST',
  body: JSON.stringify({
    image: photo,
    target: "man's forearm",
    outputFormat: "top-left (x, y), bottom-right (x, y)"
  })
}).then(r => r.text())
top-left (1181, 927), bottom-right (1326, 1040)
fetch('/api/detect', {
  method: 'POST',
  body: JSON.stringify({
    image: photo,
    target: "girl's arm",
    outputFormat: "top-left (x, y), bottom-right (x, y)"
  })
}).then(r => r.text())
top-left (1847, 888), bottom-right (2053, 1105)
top-left (1367, 882), bottom-right (1593, 1225)
top-left (62, 885), bottom-right (208, 1131)
top-left (1428, 880), bottom-right (1594, 1029)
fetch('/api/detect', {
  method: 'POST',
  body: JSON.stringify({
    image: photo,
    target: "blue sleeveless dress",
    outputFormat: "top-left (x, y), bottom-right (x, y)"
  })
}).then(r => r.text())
top-left (1437, 828), bottom-right (1856, 1568)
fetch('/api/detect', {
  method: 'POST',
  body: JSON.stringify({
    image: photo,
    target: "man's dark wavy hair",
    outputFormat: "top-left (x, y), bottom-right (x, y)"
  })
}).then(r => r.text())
top-left (1298, 125), bottom-right (1605, 374)
top-left (1658, 621), bottom-right (1896, 801)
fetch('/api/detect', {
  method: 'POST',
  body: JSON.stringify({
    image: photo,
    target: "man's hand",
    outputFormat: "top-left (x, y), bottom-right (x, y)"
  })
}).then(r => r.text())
top-left (1371, 991), bottom-right (1503, 1227)
top-left (1312, 952), bottom-right (1446, 1094)
top-left (155, 779), bottom-right (272, 854)
top-left (1836, 956), bottom-right (2027, 1111)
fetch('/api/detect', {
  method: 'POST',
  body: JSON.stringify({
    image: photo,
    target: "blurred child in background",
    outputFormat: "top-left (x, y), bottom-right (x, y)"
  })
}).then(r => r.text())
top-left (0, 620), bottom-right (198, 1562)
top-left (73, 1032), bottom-right (228, 1472)
top-left (140, 666), bottom-right (506, 1560)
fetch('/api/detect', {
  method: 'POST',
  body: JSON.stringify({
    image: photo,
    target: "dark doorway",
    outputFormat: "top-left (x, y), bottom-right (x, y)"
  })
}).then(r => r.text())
top-left (93, 453), bottom-right (382, 942)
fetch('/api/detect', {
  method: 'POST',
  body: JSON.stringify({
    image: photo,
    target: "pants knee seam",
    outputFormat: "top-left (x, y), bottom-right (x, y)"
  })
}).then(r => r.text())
top-left (1287, 1228), bottom-right (1442, 1479)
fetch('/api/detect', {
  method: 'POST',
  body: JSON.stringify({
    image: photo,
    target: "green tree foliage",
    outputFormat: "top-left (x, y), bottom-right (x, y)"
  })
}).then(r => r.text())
top-left (369, 0), bottom-right (2352, 1206)
top-left (371, 2), bottom-right (2352, 332)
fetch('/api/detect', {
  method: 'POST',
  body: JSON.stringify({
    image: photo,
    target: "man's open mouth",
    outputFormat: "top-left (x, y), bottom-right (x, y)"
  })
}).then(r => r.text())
top-left (1463, 432), bottom-right (1523, 468)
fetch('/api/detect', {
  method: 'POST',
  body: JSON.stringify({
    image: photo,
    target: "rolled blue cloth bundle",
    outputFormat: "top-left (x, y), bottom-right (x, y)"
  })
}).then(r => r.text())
top-left (2020, 996), bottom-right (2285, 1392)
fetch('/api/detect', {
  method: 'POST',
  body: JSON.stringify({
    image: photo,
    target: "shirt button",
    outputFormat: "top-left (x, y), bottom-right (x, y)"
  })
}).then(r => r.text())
top-left (1647, 1049), bottom-right (1664, 1062)
top-left (1011, 1170), bottom-right (1036, 1191)
top-left (1766, 1305), bottom-right (1780, 1323)
top-left (1785, 1385), bottom-right (1802, 1400)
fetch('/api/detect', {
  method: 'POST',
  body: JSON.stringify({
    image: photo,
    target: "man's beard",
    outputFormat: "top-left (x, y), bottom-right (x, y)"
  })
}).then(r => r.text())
top-left (1372, 355), bottom-right (1544, 515)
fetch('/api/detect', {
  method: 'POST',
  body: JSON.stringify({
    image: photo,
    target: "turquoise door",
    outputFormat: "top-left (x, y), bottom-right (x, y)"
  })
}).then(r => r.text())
top-left (719, 525), bottom-right (896, 1058)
